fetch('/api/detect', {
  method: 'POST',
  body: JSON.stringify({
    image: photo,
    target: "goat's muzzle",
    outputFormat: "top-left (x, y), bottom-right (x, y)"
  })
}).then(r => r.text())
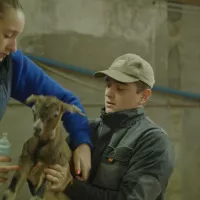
top-left (33, 118), bottom-right (44, 137)
top-left (34, 127), bottom-right (42, 137)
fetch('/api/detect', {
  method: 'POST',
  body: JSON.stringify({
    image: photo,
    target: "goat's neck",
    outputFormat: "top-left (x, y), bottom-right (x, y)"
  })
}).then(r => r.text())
top-left (50, 124), bottom-right (63, 147)
top-left (36, 123), bottom-right (64, 165)
top-left (40, 122), bottom-right (63, 148)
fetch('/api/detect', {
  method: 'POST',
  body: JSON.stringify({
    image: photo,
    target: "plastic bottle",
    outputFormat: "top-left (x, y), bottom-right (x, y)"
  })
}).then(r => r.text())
top-left (0, 133), bottom-right (11, 157)
top-left (0, 132), bottom-right (11, 191)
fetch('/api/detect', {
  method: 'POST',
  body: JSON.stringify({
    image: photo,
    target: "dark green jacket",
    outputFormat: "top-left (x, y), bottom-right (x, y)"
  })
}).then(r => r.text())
top-left (67, 107), bottom-right (175, 200)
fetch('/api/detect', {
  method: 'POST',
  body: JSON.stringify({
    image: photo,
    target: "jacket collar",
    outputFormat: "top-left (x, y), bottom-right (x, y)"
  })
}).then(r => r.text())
top-left (100, 107), bottom-right (144, 130)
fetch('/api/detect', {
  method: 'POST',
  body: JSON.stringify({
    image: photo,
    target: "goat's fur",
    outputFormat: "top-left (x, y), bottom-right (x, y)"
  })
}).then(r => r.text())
top-left (2, 94), bottom-right (85, 200)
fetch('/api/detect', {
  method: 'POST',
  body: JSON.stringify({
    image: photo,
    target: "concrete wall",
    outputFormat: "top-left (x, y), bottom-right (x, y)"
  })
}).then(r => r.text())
top-left (1, 0), bottom-right (200, 199)
top-left (165, 3), bottom-right (200, 200)
top-left (18, 0), bottom-right (167, 73)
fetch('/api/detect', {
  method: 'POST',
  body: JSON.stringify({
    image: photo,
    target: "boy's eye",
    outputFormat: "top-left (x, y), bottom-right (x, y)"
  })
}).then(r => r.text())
top-left (117, 87), bottom-right (125, 91)
top-left (4, 34), bottom-right (12, 38)
top-left (116, 84), bottom-right (126, 91)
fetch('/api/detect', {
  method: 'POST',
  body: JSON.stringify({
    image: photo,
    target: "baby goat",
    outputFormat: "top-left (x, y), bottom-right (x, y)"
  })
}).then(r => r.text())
top-left (2, 94), bottom-right (85, 200)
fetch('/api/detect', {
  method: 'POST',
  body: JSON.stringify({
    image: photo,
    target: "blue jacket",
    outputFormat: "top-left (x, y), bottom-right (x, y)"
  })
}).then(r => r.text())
top-left (11, 50), bottom-right (92, 148)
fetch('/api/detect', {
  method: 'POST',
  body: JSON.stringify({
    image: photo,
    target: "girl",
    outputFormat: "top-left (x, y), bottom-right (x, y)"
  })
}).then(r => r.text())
top-left (0, 0), bottom-right (91, 185)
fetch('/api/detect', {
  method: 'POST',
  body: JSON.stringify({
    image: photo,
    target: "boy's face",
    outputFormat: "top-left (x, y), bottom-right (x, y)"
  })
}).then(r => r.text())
top-left (104, 77), bottom-right (151, 113)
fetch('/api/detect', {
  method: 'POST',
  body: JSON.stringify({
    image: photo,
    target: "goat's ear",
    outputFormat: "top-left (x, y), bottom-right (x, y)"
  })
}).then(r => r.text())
top-left (61, 102), bottom-right (86, 116)
top-left (71, 105), bottom-right (86, 116)
top-left (26, 94), bottom-right (39, 105)
top-left (50, 129), bottom-right (56, 140)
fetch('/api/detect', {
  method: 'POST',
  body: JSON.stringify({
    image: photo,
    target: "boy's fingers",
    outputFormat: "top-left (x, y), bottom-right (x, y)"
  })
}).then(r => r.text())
top-left (7, 165), bottom-right (20, 171)
top-left (75, 175), bottom-right (84, 181)
top-left (0, 156), bottom-right (11, 162)
top-left (48, 164), bottom-right (63, 172)
top-left (0, 165), bottom-right (20, 172)
top-left (73, 157), bottom-right (81, 176)
top-left (0, 177), bottom-right (8, 182)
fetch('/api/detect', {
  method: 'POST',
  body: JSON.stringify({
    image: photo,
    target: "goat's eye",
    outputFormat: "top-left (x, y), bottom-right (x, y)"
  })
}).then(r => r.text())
top-left (53, 112), bottom-right (59, 118)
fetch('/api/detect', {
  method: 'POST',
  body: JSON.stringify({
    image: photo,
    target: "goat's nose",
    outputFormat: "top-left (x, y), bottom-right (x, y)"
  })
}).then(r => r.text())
top-left (33, 127), bottom-right (42, 136)
top-left (34, 127), bottom-right (42, 132)
top-left (33, 118), bottom-right (43, 136)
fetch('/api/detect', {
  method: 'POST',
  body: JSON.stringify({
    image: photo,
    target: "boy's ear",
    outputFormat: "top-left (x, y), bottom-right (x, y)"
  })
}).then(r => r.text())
top-left (139, 89), bottom-right (151, 105)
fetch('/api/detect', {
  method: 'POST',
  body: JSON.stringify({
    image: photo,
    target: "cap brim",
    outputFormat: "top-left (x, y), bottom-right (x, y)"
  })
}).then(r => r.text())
top-left (93, 69), bottom-right (139, 83)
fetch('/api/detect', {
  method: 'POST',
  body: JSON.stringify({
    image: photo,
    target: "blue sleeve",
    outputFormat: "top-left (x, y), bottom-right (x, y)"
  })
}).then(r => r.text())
top-left (10, 50), bottom-right (92, 149)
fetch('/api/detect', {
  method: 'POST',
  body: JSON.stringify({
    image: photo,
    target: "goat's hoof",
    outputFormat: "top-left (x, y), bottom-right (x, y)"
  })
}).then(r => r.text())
top-left (1, 190), bottom-right (16, 200)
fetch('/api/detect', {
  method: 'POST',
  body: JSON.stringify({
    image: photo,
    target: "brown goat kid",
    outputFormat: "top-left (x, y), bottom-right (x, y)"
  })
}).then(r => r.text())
top-left (2, 94), bottom-right (85, 200)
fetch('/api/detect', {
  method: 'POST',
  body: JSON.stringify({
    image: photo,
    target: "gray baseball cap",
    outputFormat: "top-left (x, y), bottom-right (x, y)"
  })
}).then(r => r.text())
top-left (93, 53), bottom-right (155, 88)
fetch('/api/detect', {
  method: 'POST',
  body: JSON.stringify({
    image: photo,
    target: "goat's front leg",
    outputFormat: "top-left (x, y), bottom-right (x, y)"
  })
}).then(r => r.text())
top-left (2, 155), bottom-right (34, 200)
top-left (30, 173), bottom-right (48, 200)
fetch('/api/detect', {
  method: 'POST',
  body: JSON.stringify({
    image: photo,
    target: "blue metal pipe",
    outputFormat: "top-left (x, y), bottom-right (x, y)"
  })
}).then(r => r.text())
top-left (26, 53), bottom-right (200, 101)
top-left (27, 54), bottom-right (94, 76)
top-left (153, 86), bottom-right (200, 100)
